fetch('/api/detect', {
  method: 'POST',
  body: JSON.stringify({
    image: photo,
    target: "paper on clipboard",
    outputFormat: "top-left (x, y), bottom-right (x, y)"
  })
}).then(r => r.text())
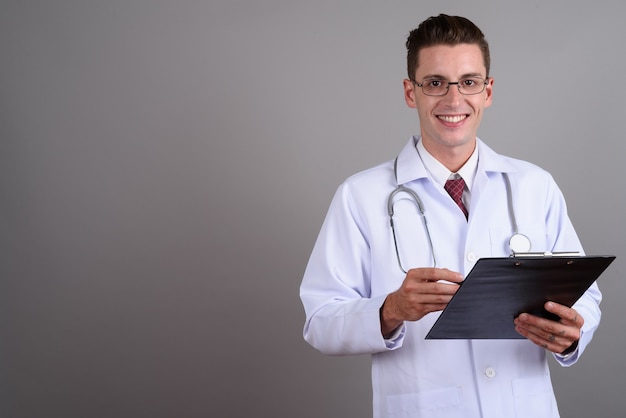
top-left (425, 254), bottom-right (615, 339)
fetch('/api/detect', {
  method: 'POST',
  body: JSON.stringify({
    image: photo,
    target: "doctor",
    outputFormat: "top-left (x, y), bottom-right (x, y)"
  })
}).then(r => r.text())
top-left (300, 14), bottom-right (601, 418)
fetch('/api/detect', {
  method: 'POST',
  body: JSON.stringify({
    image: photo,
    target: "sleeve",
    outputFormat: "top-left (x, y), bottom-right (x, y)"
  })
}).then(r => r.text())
top-left (543, 175), bottom-right (603, 366)
top-left (299, 182), bottom-right (405, 355)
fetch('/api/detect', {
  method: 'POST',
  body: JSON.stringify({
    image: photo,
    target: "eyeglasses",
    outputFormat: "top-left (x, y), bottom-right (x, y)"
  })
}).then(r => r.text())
top-left (413, 77), bottom-right (488, 96)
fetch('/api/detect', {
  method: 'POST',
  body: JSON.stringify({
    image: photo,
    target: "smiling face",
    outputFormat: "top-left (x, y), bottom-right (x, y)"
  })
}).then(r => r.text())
top-left (404, 43), bottom-right (493, 171)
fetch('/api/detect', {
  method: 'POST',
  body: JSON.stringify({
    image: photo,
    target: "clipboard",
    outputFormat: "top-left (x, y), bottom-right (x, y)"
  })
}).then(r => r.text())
top-left (425, 254), bottom-right (615, 339)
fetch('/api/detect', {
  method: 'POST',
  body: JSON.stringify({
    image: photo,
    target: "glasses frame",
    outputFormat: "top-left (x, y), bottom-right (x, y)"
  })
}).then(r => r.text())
top-left (412, 77), bottom-right (489, 97)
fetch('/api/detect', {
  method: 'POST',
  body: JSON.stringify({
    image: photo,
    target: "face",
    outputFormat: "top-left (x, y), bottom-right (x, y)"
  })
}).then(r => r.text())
top-left (404, 43), bottom-right (493, 164)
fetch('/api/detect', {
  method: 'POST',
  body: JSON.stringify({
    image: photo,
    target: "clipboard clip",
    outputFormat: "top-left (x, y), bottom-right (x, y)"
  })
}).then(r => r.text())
top-left (511, 251), bottom-right (581, 258)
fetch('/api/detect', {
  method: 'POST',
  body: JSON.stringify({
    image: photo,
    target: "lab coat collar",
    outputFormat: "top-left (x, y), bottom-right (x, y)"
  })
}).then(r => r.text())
top-left (394, 136), bottom-right (516, 186)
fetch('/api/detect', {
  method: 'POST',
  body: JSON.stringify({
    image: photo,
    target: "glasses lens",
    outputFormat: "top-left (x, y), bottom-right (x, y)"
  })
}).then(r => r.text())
top-left (458, 78), bottom-right (486, 95)
top-left (421, 79), bottom-right (447, 96)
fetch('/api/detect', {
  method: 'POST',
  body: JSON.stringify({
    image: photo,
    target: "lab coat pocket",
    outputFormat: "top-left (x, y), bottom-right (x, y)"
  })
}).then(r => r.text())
top-left (386, 386), bottom-right (463, 418)
top-left (511, 376), bottom-right (557, 417)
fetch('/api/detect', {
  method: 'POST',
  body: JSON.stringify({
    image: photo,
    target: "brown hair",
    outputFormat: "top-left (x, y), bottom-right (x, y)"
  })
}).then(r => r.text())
top-left (406, 14), bottom-right (490, 80)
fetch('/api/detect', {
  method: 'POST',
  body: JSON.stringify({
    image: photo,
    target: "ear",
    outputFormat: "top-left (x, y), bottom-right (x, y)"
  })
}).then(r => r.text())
top-left (403, 79), bottom-right (417, 109)
top-left (484, 77), bottom-right (494, 107)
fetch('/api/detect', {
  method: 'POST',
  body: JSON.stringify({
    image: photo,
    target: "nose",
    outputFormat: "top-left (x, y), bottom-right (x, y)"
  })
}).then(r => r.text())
top-left (442, 83), bottom-right (463, 105)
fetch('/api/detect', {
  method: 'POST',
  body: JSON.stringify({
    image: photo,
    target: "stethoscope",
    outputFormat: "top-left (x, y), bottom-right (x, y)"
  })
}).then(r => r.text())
top-left (388, 158), bottom-right (532, 273)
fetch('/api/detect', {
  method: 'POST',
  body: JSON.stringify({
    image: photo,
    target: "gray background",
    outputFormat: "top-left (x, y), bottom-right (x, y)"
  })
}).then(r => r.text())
top-left (1, 1), bottom-right (624, 417)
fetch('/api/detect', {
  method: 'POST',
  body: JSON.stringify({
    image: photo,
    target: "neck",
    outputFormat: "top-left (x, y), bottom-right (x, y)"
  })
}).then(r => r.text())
top-left (421, 139), bottom-right (476, 172)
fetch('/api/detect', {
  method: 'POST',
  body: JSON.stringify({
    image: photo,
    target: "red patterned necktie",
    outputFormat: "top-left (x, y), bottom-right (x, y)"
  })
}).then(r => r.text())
top-left (444, 177), bottom-right (468, 219)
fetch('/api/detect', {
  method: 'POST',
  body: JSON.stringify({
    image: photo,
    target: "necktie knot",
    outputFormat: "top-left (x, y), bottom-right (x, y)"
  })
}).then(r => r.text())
top-left (444, 178), bottom-right (468, 219)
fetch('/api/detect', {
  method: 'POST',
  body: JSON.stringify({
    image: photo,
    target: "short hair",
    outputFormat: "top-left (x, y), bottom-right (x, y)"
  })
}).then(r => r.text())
top-left (406, 14), bottom-right (491, 80)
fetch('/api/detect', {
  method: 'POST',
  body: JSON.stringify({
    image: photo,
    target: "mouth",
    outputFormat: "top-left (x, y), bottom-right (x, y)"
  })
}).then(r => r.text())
top-left (437, 114), bottom-right (468, 123)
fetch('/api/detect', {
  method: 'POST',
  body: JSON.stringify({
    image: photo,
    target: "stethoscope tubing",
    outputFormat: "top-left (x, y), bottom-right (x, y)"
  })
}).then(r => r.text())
top-left (388, 157), bottom-right (531, 273)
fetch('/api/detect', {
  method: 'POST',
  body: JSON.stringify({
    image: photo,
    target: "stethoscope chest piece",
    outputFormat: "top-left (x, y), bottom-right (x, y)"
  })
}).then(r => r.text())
top-left (509, 233), bottom-right (531, 254)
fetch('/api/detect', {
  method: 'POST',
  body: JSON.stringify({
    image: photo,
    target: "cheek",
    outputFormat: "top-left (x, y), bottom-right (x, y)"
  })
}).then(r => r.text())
top-left (414, 97), bottom-right (437, 116)
top-left (471, 96), bottom-right (490, 113)
top-left (416, 107), bottom-right (433, 125)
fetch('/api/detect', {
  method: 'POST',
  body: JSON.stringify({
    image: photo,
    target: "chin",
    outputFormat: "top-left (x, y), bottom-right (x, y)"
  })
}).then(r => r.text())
top-left (440, 137), bottom-right (475, 149)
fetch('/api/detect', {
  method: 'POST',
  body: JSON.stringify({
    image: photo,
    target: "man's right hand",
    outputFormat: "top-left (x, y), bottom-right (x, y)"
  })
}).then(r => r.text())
top-left (380, 268), bottom-right (463, 337)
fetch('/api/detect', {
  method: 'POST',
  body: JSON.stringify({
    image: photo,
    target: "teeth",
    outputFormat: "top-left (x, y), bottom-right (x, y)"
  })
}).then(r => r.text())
top-left (439, 115), bottom-right (466, 123)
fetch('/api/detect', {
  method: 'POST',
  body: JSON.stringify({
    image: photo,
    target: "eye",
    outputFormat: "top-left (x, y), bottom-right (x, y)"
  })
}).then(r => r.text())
top-left (426, 79), bottom-right (443, 88)
top-left (462, 78), bottom-right (477, 86)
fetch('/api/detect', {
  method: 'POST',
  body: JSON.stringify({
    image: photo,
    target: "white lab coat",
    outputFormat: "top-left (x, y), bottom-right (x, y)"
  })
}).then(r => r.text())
top-left (300, 137), bottom-right (602, 418)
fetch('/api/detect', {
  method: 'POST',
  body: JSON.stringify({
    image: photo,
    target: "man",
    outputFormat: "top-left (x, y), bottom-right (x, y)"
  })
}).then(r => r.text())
top-left (300, 14), bottom-right (601, 418)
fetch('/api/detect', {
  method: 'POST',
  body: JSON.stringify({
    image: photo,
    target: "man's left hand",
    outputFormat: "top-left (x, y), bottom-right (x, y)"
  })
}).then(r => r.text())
top-left (514, 302), bottom-right (583, 354)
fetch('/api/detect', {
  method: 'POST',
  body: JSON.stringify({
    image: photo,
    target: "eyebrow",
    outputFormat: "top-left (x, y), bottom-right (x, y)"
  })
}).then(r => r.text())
top-left (420, 72), bottom-right (485, 80)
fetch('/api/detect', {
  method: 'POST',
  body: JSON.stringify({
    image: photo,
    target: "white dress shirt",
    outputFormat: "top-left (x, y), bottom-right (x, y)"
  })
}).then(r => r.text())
top-left (415, 138), bottom-right (477, 210)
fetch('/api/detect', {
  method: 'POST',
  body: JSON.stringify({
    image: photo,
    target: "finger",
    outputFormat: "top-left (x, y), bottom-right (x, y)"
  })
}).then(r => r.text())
top-left (515, 322), bottom-right (570, 352)
top-left (545, 302), bottom-right (583, 328)
top-left (516, 313), bottom-right (572, 336)
top-left (427, 268), bottom-right (464, 284)
top-left (438, 268), bottom-right (464, 284)
top-left (405, 287), bottom-right (458, 307)
top-left (401, 279), bottom-right (459, 297)
top-left (515, 314), bottom-right (578, 352)
top-left (406, 268), bottom-right (464, 284)
top-left (416, 283), bottom-right (461, 303)
top-left (562, 312), bottom-right (580, 327)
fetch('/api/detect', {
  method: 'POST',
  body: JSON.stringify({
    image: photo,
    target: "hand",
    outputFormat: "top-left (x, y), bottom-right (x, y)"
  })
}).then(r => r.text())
top-left (380, 268), bottom-right (463, 337)
top-left (514, 301), bottom-right (583, 354)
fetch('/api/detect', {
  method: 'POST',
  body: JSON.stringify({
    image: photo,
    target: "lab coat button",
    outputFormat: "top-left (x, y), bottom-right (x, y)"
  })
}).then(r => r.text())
top-left (485, 367), bottom-right (496, 378)
top-left (467, 252), bottom-right (477, 262)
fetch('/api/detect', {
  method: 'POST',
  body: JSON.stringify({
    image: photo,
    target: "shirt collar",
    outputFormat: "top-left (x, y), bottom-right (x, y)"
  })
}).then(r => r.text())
top-left (415, 137), bottom-right (478, 190)
top-left (394, 136), bottom-right (515, 186)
